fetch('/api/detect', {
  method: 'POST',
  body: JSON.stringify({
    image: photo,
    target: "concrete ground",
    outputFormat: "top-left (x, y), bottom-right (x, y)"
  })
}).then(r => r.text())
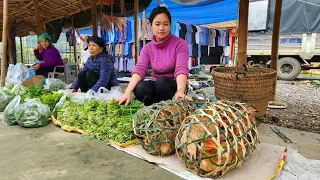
top-left (0, 114), bottom-right (319, 180)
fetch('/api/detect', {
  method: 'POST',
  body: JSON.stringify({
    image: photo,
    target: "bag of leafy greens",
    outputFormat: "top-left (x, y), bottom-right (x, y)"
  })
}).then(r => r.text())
top-left (10, 84), bottom-right (26, 95)
top-left (15, 99), bottom-right (50, 128)
top-left (45, 78), bottom-right (67, 92)
top-left (3, 96), bottom-right (21, 125)
top-left (0, 89), bottom-right (9, 112)
top-left (52, 94), bottom-right (68, 117)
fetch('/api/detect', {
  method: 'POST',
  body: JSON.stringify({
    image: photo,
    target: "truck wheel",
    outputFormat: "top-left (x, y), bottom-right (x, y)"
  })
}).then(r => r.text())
top-left (277, 57), bottom-right (301, 80)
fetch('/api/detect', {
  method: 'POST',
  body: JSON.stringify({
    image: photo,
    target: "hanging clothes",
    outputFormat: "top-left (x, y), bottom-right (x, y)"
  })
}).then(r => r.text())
top-left (127, 21), bottom-right (133, 43)
top-left (191, 25), bottom-right (197, 44)
top-left (175, 22), bottom-right (181, 37)
top-left (185, 24), bottom-right (193, 44)
top-left (114, 57), bottom-right (119, 70)
top-left (179, 23), bottom-right (187, 40)
top-left (195, 26), bottom-right (200, 44)
top-left (210, 29), bottom-right (215, 47)
top-left (214, 29), bottom-right (220, 46)
top-left (191, 44), bottom-right (198, 57)
top-left (146, 19), bottom-right (153, 40)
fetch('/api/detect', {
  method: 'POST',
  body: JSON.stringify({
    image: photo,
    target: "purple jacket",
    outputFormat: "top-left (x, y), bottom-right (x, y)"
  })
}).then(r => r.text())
top-left (34, 46), bottom-right (64, 68)
top-left (131, 33), bottom-right (189, 81)
top-left (70, 53), bottom-right (119, 92)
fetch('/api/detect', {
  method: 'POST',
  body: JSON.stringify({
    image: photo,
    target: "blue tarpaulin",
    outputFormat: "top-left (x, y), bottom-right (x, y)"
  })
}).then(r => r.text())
top-left (80, 0), bottom-right (239, 34)
top-left (139, 0), bottom-right (238, 25)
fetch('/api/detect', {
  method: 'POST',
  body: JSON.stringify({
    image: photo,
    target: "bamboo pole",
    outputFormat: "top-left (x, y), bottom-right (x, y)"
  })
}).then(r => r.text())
top-left (71, 16), bottom-right (78, 76)
top-left (134, 0), bottom-right (139, 64)
top-left (20, 37), bottom-right (24, 63)
top-left (237, 0), bottom-right (249, 67)
top-left (1, 0), bottom-right (9, 87)
top-left (7, 26), bottom-right (14, 64)
top-left (33, 0), bottom-right (42, 35)
top-left (271, 0), bottom-right (283, 101)
top-left (91, 0), bottom-right (97, 36)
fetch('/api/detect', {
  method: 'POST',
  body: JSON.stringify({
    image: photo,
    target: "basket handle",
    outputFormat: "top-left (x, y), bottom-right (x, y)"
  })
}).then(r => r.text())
top-left (243, 64), bottom-right (248, 72)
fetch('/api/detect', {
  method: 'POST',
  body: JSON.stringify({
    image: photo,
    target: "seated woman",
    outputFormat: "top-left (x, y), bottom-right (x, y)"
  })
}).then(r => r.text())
top-left (70, 36), bottom-right (119, 92)
top-left (33, 33), bottom-right (64, 76)
top-left (117, 6), bottom-right (192, 106)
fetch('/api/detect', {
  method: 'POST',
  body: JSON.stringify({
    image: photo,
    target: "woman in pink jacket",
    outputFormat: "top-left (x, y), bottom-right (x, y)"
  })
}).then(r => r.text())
top-left (118, 6), bottom-right (191, 106)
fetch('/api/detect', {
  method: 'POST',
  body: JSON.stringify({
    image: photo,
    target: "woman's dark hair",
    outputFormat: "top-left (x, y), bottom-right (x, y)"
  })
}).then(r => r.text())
top-left (149, 6), bottom-right (171, 25)
top-left (85, 36), bottom-right (107, 53)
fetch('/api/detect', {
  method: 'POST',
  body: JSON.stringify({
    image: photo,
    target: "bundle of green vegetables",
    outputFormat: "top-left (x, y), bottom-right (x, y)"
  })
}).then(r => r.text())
top-left (15, 99), bottom-right (50, 128)
top-left (56, 99), bottom-right (144, 143)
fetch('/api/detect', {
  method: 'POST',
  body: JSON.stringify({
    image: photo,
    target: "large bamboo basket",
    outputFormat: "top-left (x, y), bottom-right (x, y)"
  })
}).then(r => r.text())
top-left (212, 67), bottom-right (276, 117)
top-left (175, 101), bottom-right (258, 178)
top-left (133, 99), bottom-right (196, 156)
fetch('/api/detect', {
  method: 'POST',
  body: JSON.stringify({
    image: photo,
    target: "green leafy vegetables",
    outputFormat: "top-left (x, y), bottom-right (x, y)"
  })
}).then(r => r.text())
top-left (57, 99), bottom-right (144, 143)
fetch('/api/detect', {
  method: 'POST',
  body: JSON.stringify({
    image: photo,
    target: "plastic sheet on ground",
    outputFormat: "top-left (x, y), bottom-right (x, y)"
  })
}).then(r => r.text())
top-left (110, 143), bottom-right (286, 180)
top-left (275, 148), bottom-right (320, 180)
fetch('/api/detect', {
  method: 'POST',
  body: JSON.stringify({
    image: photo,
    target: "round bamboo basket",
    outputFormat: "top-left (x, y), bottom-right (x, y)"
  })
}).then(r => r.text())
top-left (133, 99), bottom-right (196, 156)
top-left (22, 75), bottom-right (45, 87)
top-left (212, 67), bottom-right (276, 117)
top-left (175, 101), bottom-right (258, 178)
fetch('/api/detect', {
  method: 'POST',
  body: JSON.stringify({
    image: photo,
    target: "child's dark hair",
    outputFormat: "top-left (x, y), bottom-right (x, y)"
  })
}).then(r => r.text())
top-left (149, 6), bottom-right (171, 25)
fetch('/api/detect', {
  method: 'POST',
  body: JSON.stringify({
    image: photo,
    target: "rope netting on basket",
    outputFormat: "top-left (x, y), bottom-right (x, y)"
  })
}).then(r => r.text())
top-left (175, 100), bottom-right (259, 178)
top-left (133, 99), bottom-right (196, 156)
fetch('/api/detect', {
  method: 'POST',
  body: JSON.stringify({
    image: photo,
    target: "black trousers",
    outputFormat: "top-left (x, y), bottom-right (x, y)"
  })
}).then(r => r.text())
top-left (134, 76), bottom-right (177, 106)
top-left (35, 66), bottom-right (63, 77)
top-left (78, 71), bottom-right (99, 92)
top-left (36, 67), bottom-right (54, 77)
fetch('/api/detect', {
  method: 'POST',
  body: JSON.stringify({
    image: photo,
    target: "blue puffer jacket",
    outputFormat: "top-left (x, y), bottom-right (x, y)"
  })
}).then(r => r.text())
top-left (70, 52), bottom-right (119, 92)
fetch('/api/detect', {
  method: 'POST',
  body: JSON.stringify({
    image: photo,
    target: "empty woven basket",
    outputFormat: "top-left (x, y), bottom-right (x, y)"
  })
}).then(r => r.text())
top-left (212, 67), bottom-right (276, 117)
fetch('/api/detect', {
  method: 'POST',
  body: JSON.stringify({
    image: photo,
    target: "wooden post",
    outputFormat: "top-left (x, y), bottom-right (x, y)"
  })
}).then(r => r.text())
top-left (20, 37), bottom-right (24, 63)
top-left (71, 16), bottom-right (78, 76)
top-left (271, 0), bottom-right (283, 100)
top-left (33, 0), bottom-right (42, 35)
top-left (134, 0), bottom-right (139, 64)
top-left (1, 0), bottom-right (9, 87)
top-left (91, 0), bottom-right (97, 36)
top-left (7, 26), bottom-right (14, 64)
top-left (237, 0), bottom-right (249, 67)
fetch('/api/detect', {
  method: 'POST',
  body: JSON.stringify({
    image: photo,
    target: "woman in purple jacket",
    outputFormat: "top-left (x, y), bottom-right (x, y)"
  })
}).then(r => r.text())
top-left (118, 6), bottom-right (192, 106)
top-left (70, 36), bottom-right (119, 93)
top-left (33, 33), bottom-right (64, 77)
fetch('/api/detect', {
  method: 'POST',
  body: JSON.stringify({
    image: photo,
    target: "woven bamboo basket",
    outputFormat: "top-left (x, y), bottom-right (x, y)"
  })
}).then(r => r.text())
top-left (212, 67), bottom-right (276, 117)
top-left (133, 99), bottom-right (196, 156)
top-left (22, 75), bottom-right (45, 87)
top-left (175, 100), bottom-right (258, 178)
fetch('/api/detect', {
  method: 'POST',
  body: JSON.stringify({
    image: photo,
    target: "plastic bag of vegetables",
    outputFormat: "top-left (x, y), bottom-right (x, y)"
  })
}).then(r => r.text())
top-left (15, 99), bottom-right (50, 128)
top-left (52, 94), bottom-right (68, 117)
top-left (45, 78), bottom-right (67, 92)
top-left (10, 84), bottom-right (26, 95)
top-left (0, 89), bottom-right (9, 112)
top-left (3, 96), bottom-right (21, 125)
